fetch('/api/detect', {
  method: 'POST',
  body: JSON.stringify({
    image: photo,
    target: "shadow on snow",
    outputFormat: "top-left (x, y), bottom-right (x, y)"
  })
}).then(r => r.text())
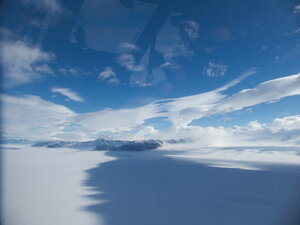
top-left (82, 150), bottom-right (300, 225)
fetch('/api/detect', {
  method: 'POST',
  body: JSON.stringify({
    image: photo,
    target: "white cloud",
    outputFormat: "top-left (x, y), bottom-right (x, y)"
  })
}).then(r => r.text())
top-left (21, 0), bottom-right (63, 15)
top-left (98, 67), bottom-right (120, 85)
top-left (204, 46), bottom-right (217, 53)
top-left (0, 69), bottom-right (254, 140)
top-left (181, 20), bottom-right (199, 40)
top-left (294, 28), bottom-right (300, 34)
top-left (261, 45), bottom-right (267, 50)
top-left (0, 40), bottom-right (55, 87)
top-left (128, 50), bottom-right (167, 87)
top-left (127, 116), bottom-right (300, 146)
top-left (204, 60), bottom-right (228, 77)
top-left (0, 27), bottom-right (15, 40)
top-left (157, 71), bottom-right (299, 129)
top-left (51, 87), bottom-right (85, 102)
top-left (157, 38), bottom-right (192, 60)
top-left (35, 64), bottom-right (54, 74)
top-left (230, 117), bottom-right (300, 146)
top-left (58, 68), bottom-right (68, 75)
top-left (73, 103), bottom-right (160, 136)
top-left (1, 94), bottom-right (160, 140)
top-left (117, 53), bottom-right (144, 72)
top-left (156, 18), bottom-right (193, 61)
top-left (107, 77), bottom-right (120, 84)
top-left (158, 90), bottom-right (225, 127)
top-left (266, 115), bottom-right (300, 132)
top-left (210, 73), bottom-right (300, 115)
top-left (130, 81), bottom-right (153, 87)
top-left (3, 92), bottom-right (299, 146)
top-left (248, 120), bottom-right (263, 130)
top-left (119, 42), bottom-right (140, 52)
top-left (156, 69), bottom-right (256, 127)
top-left (99, 67), bottom-right (115, 79)
top-left (68, 68), bottom-right (79, 76)
top-left (3, 71), bottom-right (300, 144)
top-left (215, 67), bottom-right (257, 91)
top-left (58, 67), bottom-right (83, 76)
top-left (294, 4), bottom-right (300, 14)
top-left (1, 94), bottom-right (75, 140)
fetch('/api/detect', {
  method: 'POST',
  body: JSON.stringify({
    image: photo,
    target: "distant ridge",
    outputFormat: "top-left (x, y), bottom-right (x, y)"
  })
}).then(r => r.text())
top-left (31, 138), bottom-right (188, 151)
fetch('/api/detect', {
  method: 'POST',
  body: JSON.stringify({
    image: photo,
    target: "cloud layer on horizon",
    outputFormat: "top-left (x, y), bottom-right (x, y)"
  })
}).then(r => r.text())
top-left (2, 72), bottom-right (300, 146)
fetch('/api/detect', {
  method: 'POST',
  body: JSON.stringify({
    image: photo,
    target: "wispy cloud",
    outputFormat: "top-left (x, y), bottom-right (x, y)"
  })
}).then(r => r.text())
top-left (21, 0), bottom-right (63, 15)
top-left (0, 38), bottom-right (55, 87)
top-left (181, 20), bottom-right (199, 40)
top-left (51, 87), bottom-right (85, 102)
top-left (203, 60), bottom-right (228, 77)
top-left (294, 28), bottom-right (300, 34)
top-left (3, 92), bottom-right (300, 145)
top-left (35, 64), bottom-right (54, 74)
top-left (3, 72), bottom-right (300, 143)
top-left (160, 71), bottom-right (300, 127)
top-left (58, 67), bottom-right (80, 76)
top-left (294, 4), bottom-right (300, 14)
top-left (204, 46), bottom-right (217, 53)
top-left (155, 17), bottom-right (193, 62)
top-left (210, 73), bottom-right (300, 115)
top-left (119, 42), bottom-right (140, 52)
top-left (156, 68), bottom-right (256, 127)
top-left (215, 67), bottom-right (257, 91)
top-left (117, 53), bottom-right (144, 72)
top-left (261, 45), bottom-right (267, 50)
top-left (74, 104), bottom-right (160, 135)
top-left (0, 27), bottom-right (15, 40)
top-left (98, 67), bottom-right (120, 85)
top-left (1, 94), bottom-right (76, 140)
top-left (0, 69), bottom-right (250, 139)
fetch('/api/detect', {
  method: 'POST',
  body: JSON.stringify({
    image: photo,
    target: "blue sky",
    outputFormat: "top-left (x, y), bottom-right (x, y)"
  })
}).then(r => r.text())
top-left (1, 0), bottom-right (300, 144)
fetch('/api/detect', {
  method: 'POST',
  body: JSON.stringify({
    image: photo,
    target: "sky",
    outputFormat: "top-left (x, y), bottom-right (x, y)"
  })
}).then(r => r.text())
top-left (1, 0), bottom-right (300, 145)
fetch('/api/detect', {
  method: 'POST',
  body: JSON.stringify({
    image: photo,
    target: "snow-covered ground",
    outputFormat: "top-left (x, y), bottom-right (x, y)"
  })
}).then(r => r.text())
top-left (1, 144), bottom-right (300, 225)
top-left (1, 145), bottom-right (116, 225)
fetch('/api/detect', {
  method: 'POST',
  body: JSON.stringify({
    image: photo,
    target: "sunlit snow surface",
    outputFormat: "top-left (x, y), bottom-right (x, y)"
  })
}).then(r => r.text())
top-left (2, 144), bottom-right (300, 225)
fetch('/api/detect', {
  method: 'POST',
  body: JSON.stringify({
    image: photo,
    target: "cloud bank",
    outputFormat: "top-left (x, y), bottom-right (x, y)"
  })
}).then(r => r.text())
top-left (2, 72), bottom-right (300, 145)
top-left (1, 94), bottom-right (75, 140)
